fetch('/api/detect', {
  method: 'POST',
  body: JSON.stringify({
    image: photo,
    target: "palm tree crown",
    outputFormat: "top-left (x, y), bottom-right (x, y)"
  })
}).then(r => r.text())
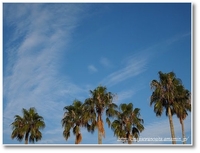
top-left (11, 107), bottom-right (45, 144)
top-left (62, 100), bottom-right (85, 144)
top-left (111, 103), bottom-right (144, 144)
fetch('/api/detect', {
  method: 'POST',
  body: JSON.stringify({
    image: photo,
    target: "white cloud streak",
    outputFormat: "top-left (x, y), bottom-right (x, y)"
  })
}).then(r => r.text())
top-left (99, 31), bottom-right (190, 88)
top-left (100, 57), bottom-right (112, 68)
top-left (114, 89), bottom-right (135, 104)
top-left (88, 64), bottom-right (98, 73)
top-left (3, 3), bottom-right (86, 144)
top-left (101, 54), bottom-right (147, 87)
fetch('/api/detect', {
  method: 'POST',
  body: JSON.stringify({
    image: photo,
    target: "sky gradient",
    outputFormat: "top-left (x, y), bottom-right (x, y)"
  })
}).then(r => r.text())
top-left (3, 3), bottom-right (192, 145)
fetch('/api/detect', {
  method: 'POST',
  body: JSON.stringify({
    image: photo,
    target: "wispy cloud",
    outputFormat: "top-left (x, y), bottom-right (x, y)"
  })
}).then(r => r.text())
top-left (101, 54), bottom-right (147, 87)
top-left (88, 64), bottom-right (98, 73)
top-left (3, 4), bottom-right (86, 144)
top-left (165, 32), bottom-right (191, 46)
top-left (100, 57), bottom-right (112, 68)
top-left (99, 31), bottom-right (190, 88)
top-left (114, 89), bottom-right (135, 104)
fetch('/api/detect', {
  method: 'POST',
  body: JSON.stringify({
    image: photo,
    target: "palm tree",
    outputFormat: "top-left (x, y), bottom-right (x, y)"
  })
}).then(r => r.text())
top-left (111, 103), bottom-right (144, 144)
top-left (83, 85), bottom-right (117, 144)
top-left (150, 71), bottom-right (183, 144)
top-left (62, 100), bottom-right (85, 144)
top-left (173, 86), bottom-right (191, 144)
top-left (11, 107), bottom-right (45, 144)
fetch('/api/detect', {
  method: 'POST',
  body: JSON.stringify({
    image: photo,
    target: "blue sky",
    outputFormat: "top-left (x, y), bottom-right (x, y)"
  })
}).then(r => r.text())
top-left (3, 3), bottom-right (192, 145)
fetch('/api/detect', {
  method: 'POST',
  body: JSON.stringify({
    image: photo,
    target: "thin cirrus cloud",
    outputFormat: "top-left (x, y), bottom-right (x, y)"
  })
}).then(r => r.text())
top-left (100, 57), bottom-right (112, 68)
top-left (114, 89), bottom-right (136, 104)
top-left (101, 55), bottom-right (147, 87)
top-left (3, 4), bottom-right (86, 144)
top-left (88, 64), bottom-right (98, 73)
top-left (100, 31), bottom-right (191, 88)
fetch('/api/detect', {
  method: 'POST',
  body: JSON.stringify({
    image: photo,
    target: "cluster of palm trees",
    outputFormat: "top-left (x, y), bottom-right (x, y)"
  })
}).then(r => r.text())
top-left (10, 71), bottom-right (191, 145)
top-left (61, 86), bottom-right (144, 144)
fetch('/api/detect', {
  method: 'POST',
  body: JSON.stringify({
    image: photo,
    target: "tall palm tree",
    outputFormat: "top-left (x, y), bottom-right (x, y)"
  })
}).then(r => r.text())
top-left (62, 100), bottom-right (86, 144)
top-left (83, 85), bottom-right (117, 144)
top-left (111, 103), bottom-right (144, 144)
top-left (11, 107), bottom-right (45, 144)
top-left (150, 71), bottom-right (183, 144)
top-left (173, 86), bottom-right (191, 144)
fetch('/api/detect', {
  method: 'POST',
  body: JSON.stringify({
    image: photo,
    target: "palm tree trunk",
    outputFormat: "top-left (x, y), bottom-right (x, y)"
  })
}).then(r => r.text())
top-left (25, 132), bottom-right (29, 144)
top-left (128, 140), bottom-right (132, 144)
top-left (128, 135), bottom-right (132, 144)
top-left (167, 106), bottom-right (176, 144)
top-left (75, 132), bottom-right (82, 144)
top-left (98, 128), bottom-right (102, 144)
top-left (180, 118), bottom-right (186, 144)
top-left (97, 115), bottom-right (102, 144)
